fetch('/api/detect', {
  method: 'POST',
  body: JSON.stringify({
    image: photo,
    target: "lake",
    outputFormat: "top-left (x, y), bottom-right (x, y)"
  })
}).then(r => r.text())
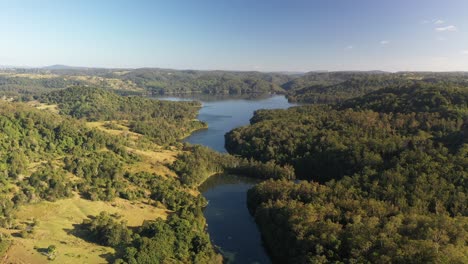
top-left (156, 94), bottom-right (297, 263)
top-left (184, 94), bottom-right (297, 152)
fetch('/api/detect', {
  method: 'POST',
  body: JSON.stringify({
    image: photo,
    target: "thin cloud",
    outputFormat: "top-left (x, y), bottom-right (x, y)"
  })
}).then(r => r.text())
top-left (345, 45), bottom-right (353, 50)
top-left (461, 50), bottom-right (468, 55)
top-left (434, 19), bottom-right (445, 25)
top-left (435, 25), bottom-right (457, 32)
top-left (380, 40), bottom-right (389, 45)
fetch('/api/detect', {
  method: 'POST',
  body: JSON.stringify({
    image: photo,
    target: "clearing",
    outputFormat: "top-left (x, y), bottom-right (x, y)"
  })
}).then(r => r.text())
top-left (1, 195), bottom-right (168, 264)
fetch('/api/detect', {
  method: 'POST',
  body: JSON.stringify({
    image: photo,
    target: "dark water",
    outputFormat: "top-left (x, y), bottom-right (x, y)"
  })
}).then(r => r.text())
top-left (199, 174), bottom-right (268, 264)
top-left (154, 94), bottom-right (296, 263)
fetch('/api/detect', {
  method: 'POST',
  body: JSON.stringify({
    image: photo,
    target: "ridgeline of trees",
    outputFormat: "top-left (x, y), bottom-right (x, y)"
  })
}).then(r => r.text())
top-left (283, 71), bottom-right (468, 103)
top-left (40, 86), bottom-right (206, 144)
top-left (284, 73), bottom-right (413, 103)
top-left (119, 68), bottom-right (288, 95)
top-left (3, 68), bottom-right (468, 104)
top-left (339, 83), bottom-right (468, 118)
top-left (0, 74), bottom-right (88, 97)
top-left (226, 83), bottom-right (468, 263)
top-left (171, 144), bottom-right (295, 187)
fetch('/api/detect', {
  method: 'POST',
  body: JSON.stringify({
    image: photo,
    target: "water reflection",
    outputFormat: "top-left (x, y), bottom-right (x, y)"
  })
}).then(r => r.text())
top-left (153, 93), bottom-right (275, 102)
top-left (184, 94), bottom-right (297, 152)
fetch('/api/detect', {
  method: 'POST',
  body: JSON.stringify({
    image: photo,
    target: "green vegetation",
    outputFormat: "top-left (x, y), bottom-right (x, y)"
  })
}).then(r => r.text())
top-left (171, 144), bottom-right (295, 187)
top-left (226, 84), bottom-right (467, 182)
top-left (40, 86), bottom-right (206, 144)
top-left (118, 215), bottom-right (219, 264)
top-left (0, 68), bottom-right (288, 98)
top-left (339, 83), bottom-right (468, 118)
top-left (248, 180), bottom-right (467, 263)
top-left (81, 212), bottom-right (133, 247)
top-left (0, 233), bottom-right (11, 257)
top-left (284, 71), bottom-right (468, 103)
top-left (283, 72), bottom-right (410, 103)
top-left (226, 83), bottom-right (468, 263)
top-left (119, 68), bottom-right (288, 95)
top-left (77, 171), bottom-right (220, 263)
top-left (46, 245), bottom-right (57, 259)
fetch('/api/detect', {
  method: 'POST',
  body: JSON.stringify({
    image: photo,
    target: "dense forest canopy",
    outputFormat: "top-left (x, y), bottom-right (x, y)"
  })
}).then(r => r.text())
top-left (118, 68), bottom-right (288, 95)
top-left (226, 82), bottom-right (468, 263)
top-left (339, 83), bottom-right (468, 118)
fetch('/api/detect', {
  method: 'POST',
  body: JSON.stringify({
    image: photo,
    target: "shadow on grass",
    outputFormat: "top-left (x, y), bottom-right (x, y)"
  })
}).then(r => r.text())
top-left (99, 252), bottom-right (115, 263)
top-left (62, 215), bottom-right (117, 263)
top-left (63, 214), bottom-right (95, 240)
top-left (35, 247), bottom-right (48, 255)
top-left (10, 232), bottom-right (22, 238)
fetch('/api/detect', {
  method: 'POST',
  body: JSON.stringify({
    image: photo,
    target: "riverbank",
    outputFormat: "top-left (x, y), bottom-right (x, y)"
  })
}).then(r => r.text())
top-left (172, 94), bottom-right (296, 263)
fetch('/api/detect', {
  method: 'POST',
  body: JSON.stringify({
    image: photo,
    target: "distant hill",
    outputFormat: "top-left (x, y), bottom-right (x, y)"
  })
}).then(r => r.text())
top-left (1, 66), bottom-right (468, 102)
top-left (42, 64), bottom-right (90, 70)
top-left (39, 86), bottom-right (206, 144)
top-left (339, 83), bottom-right (468, 118)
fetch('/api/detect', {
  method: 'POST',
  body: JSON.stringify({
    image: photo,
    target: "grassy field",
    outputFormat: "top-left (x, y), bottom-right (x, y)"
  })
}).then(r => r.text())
top-left (1, 117), bottom-right (176, 263)
top-left (27, 101), bottom-right (60, 114)
top-left (0, 239), bottom-right (11, 263)
top-left (86, 121), bottom-right (142, 141)
top-left (0, 73), bottom-right (60, 79)
top-left (0, 196), bottom-right (168, 264)
top-left (85, 120), bottom-right (181, 178)
top-left (68, 76), bottom-right (142, 92)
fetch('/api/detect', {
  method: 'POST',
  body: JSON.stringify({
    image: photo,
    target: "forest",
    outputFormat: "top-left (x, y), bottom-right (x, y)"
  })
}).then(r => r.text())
top-left (39, 86), bottom-right (206, 144)
top-left (225, 82), bottom-right (468, 263)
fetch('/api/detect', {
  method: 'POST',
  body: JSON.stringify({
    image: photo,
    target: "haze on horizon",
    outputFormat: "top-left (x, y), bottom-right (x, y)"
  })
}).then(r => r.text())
top-left (1, 0), bottom-right (468, 72)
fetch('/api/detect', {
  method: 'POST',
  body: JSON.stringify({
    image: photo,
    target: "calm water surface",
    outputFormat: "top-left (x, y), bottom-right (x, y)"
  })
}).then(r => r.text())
top-left (155, 94), bottom-right (297, 263)
top-left (199, 174), bottom-right (268, 264)
top-left (185, 94), bottom-right (296, 152)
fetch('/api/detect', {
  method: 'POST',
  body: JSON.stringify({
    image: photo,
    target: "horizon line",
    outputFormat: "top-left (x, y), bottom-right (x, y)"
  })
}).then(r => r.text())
top-left (1, 64), bottom-right (468, 74)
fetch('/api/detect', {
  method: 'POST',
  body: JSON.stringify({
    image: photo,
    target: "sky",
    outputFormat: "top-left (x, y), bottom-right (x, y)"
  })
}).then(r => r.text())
top-left (0, 0), bottom-right (467, 72)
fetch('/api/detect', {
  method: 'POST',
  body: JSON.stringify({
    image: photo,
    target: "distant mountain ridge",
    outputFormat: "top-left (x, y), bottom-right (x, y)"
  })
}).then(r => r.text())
top-left (42, 64), bottom-right (91, 70)
top-left (1, 66), bottom-right (467, 103)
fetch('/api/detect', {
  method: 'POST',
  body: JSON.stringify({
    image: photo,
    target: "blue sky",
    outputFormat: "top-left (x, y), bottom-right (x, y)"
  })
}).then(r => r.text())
top-left (0, 0), bottom-right (467, 71)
